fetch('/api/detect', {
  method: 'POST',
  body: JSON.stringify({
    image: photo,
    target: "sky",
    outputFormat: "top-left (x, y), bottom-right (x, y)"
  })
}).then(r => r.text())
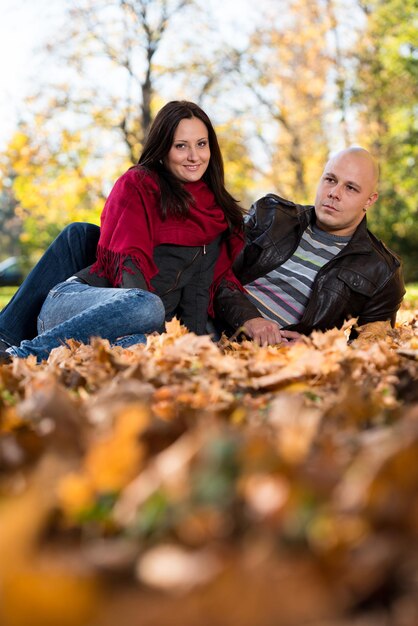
top-left (0, 1), bottom-right (61, 148)
top-left (0, 1), bottom-right (74, 147)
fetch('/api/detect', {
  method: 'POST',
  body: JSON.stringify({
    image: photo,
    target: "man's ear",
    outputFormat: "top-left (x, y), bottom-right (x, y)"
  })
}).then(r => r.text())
top-left (365, 191), bottom-right (379, 210)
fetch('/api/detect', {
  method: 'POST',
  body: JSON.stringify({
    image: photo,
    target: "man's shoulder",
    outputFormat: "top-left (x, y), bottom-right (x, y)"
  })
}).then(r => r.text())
top-left (366, 228), bottom-right (402, 269)
top-left (244, 194), bottom-right (314, 242)
top-left (246, 194), bottom-right (313, 232)
top-left (250, 193), bottom-right (312, 214)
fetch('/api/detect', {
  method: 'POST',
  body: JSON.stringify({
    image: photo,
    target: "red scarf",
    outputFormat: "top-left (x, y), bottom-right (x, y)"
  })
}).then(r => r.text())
top-left (90, 167), bottom-right (245, 312)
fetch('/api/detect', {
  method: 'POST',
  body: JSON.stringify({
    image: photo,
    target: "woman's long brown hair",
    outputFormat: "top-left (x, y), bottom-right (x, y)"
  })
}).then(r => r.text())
top-left (137, 100), bottom-right (243, 231)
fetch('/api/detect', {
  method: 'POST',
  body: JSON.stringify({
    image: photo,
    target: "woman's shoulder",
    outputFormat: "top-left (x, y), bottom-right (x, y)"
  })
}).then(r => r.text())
top-left (116, 166), bottom-right (160, 191)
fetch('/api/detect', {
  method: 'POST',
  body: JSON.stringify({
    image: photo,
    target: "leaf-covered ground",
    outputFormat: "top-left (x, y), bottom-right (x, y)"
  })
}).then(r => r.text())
top-left (1, 313), bottom-right (418, 626)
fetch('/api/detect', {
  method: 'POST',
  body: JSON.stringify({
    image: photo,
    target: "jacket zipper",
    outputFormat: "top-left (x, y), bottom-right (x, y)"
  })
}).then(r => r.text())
top-left (160, 245), bottom-right (206, 297)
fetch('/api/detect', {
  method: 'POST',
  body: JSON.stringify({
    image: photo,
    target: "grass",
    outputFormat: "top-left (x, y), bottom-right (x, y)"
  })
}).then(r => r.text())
top-left (0, 287), bottom-right (17, 309)
top-left (404, 283), bottom-right (418, 308)
top-left (1, 284), bottom-right (418, 313)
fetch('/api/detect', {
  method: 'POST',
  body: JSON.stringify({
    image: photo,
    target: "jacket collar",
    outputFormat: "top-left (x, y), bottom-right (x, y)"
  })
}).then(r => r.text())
top-left (309, 211), bottom-right (371, 253)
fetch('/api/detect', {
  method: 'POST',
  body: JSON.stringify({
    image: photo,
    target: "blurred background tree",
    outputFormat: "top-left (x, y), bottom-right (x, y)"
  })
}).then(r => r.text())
top-left (0, 0), bottom-right (416, 280)
top-left (353, 0), bottom-right (418, 280)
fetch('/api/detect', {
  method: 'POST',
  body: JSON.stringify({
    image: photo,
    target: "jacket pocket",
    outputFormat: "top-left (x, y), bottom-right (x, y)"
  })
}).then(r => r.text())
top-left (338, 268), bottom-right (377, 296)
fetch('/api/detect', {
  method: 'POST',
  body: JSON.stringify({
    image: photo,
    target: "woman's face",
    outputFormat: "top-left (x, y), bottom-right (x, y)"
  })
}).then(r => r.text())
top-left (165, 117), bottom-right (210, 183)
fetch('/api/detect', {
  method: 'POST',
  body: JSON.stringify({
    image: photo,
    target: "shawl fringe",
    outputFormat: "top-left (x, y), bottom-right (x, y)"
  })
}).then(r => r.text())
top-left (89, 245), bottom-right (155, 290)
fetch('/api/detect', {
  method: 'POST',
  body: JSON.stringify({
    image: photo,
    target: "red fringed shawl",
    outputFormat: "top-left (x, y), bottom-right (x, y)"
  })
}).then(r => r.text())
top-left (89, 167), bottom-right (245, 313)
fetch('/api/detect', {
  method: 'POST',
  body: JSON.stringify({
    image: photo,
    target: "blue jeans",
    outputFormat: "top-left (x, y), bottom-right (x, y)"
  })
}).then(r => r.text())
top-left (9, 279), bottom-right (165, 361)
top-left (0, 223), bottom-right (100, 346)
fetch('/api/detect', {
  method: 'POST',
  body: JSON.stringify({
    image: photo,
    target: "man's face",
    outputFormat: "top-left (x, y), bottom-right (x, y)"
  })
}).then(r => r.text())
top-left (314, 151), bottom-right (378, 237)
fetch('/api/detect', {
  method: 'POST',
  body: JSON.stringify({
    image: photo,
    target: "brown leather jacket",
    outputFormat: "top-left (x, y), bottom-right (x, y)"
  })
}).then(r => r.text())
top-left (214, 194), bottom-right (405, 335)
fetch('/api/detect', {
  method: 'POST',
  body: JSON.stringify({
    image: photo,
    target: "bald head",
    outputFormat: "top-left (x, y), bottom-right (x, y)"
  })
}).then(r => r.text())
top-left (325, 147), bottom-right (379, 192)
top-left (314, 146), bottom-right (380, 237)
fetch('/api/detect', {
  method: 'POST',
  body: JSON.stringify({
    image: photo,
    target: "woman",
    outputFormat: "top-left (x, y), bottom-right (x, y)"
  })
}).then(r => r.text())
top-left (4, 101), bottom-right (244, 361)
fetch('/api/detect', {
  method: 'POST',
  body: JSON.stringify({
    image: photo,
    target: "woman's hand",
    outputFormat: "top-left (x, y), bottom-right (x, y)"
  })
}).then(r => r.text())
top-left (242, 317), bottom-right (301, 346)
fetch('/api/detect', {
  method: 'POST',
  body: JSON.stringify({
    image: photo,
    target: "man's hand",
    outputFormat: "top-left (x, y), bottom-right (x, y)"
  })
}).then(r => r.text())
top-left (242, 317), bottom-right (301, 346)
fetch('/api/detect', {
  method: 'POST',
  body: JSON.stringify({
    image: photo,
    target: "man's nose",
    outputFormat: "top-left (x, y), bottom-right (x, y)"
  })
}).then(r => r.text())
top-left (328, 184), bottom-right (342, 199)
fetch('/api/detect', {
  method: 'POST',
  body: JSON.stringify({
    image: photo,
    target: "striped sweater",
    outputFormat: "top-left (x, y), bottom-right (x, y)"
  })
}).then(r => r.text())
top-left (244, 224), bottom-right (351, 327)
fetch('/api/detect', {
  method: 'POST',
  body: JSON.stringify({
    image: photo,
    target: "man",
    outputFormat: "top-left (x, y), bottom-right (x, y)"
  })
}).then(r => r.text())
top-left (0, 147), bottom-right (405, 359)
top-left (214, 147), bottom-right (405, 344)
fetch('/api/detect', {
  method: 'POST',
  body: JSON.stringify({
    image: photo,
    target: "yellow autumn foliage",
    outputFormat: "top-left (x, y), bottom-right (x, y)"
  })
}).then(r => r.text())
top-left (57, 404), bottom-right (150, 516)
top-left (0, 315), bottom-right (417, 625)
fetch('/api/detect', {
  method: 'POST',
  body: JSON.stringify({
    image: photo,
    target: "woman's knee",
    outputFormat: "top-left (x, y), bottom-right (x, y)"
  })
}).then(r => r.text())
top-left (143, 291), bottom-right (165, 325)
top-left (62, 223), bottom-right (100, 260)
top-left (61, 222), bottom-right (89, 244)
top-left (126, 290), bottom-right (165, 330)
